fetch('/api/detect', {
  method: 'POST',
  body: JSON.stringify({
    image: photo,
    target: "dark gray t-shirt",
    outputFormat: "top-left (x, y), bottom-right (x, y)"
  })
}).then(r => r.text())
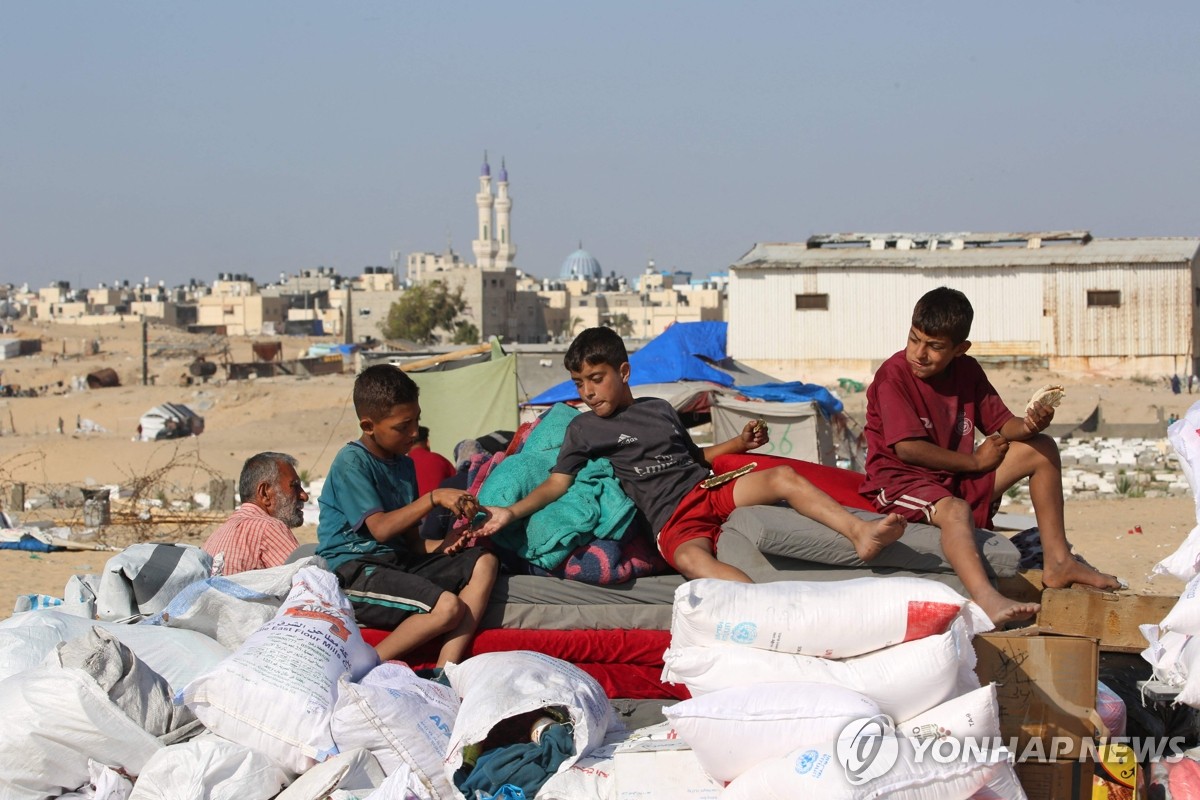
top-left (553, 398), bottom-right (710, 534)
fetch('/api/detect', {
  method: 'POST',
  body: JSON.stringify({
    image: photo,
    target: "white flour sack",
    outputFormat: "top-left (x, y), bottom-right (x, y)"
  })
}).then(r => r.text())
top-left (0, 664), bottom-right (162, 800)
top-left (128, 734), bottom-right (290, 800)
top-left (662, 622), bottom-right (978, 722)
top-left (720, 733), bottom-right (1005, 800)
top-left (1158, 572), bottom-right (1200, 635)
top-left (443, 651), bottom-right (613, 792)
top-left (663, 681), bottom-right (882, 783)
top-left (669, 577), bottom-right (992, 659)
top-left (899, 685), bottom-right (1026, 800)
top-left (1141, 624), bottom-right (1194, 687)
top-left (330, 662), bottom-right (461, 799)
top-left (179, 566), bottom-right (379, 775)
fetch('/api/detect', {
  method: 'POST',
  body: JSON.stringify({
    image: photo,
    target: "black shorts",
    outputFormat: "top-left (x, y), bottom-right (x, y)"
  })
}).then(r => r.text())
top-left (334, 548), bottom-right (486, 630)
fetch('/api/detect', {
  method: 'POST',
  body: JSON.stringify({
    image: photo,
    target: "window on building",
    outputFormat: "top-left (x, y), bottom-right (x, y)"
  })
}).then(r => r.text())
top-left (1087, 290), bottom-right (1121, 308)
top-left (794, 293), bottom-right (829, 311)
top-left (1194, 287), bottom-right (1199, 308)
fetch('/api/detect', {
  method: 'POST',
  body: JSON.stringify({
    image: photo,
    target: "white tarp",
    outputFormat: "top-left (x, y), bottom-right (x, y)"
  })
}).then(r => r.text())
top-left (139, 403), bottom-right (205, 442)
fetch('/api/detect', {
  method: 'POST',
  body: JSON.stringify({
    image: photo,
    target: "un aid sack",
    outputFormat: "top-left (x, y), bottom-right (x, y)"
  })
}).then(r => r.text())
top-left (899, 684), bottom-right (1025, 800)
top-left (97, 542), bottom-right (212, 621)
top-left (0, 662), bottom-right (162, 800)
top-left (1158, 572), bottom-right (1200, 635)
top-left (56, 626), bottom-right (199, 741)
top-left (127, 733), bottom-right (290, 800)
top-left (1156, 409), bottom-right (1200, 581)
top-left (536, 726), bottom-right (626, 800)
top-left (721, 731), bottom-right (1006, 800)
top-left (56, 760), bottom-right (134, 800)
top-left (662, 620), bottom-right (979, 722)
top-left (179, 566), bottom-right (379, 775)
top-left (1141, 623), bottom-right (1194, 686)
top-left (139, 557), bottom-right (319, 651)
top-left (443, 651), bottom-right (613, 793)
top-left (669, 577), bottom-right (991, 659)
top-left (275, 748), bottom-right (387, 800)
top-left (662, 681), bottom-right (881, 783)
top-left (0, 609), bottom-right (229, 689)
top-left (330, 662), bottom-right (460, 798)
top-left (1169, 407), bottom-right (1200, 525)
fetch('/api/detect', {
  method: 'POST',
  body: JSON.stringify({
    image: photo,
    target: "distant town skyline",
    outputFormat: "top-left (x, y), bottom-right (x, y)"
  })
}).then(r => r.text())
top-left (3, 2), bottom-right (1198, 290)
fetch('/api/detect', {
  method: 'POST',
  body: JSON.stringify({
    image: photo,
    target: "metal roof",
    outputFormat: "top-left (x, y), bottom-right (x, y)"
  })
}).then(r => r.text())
top-left (731, 236), bottom-right (1200, 271)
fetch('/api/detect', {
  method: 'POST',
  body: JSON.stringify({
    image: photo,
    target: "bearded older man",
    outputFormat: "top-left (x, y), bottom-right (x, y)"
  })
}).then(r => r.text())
top-left (202, 452), bottom-right (309, 575)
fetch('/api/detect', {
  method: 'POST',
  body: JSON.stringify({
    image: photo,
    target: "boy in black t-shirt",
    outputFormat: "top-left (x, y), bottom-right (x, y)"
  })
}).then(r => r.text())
top-left (468, 327), bottom-right (907, 581)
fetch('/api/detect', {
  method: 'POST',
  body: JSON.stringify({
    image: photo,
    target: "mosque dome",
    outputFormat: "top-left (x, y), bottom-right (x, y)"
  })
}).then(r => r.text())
top-left (560, 247), bottom-right (603, 280)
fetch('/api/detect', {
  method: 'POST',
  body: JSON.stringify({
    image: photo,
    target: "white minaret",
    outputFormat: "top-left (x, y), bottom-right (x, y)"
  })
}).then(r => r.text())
top-left (494, 158), bottom-right (516, 269)
top-left (472, 152), bottom-right (498, 269)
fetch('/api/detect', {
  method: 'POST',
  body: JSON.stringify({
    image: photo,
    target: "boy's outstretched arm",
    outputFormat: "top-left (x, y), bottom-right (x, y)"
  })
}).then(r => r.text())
top-left (701, 419), bottom-right (769, 465)
top-left (893, 436), bottom-right (1008, 474)
top-left (363, 487), bottom-right (479, 544)
top-left (469, 472), bottom-right (577, 539)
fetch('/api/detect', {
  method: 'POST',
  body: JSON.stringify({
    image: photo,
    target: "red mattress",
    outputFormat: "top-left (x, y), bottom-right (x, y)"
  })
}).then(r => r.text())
top-left (360, 626), bottom-right (684, 700)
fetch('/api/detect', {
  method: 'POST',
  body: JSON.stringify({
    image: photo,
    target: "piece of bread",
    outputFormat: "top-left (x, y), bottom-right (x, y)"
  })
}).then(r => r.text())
top-left (1026, 384), bottom-right (1066, 413)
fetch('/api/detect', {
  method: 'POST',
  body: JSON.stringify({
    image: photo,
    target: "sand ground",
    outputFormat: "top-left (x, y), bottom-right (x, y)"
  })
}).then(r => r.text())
top-left (2, 319), bottom-right (1198, 612)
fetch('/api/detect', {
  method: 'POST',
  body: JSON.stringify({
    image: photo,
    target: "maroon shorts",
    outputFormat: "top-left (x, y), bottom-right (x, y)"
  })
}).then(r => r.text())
top-left (869, 472), bottom-right (999, 529)
top-left (655, 479), bottom-right (740, 569)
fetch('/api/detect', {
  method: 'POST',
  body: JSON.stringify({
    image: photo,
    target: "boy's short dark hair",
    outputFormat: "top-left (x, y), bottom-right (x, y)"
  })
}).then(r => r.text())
top-left (564, 326), bottom-right (629, 372)
top-left (354, 364), bottom-right (419, 421)
top-left (912, 287), bottom-right (974, 344)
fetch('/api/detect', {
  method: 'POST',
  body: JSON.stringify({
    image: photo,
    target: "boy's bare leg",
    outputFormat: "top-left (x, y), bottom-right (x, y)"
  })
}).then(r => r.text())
top-left (436, 552), bottom-right (499, 667)
top-left (374, 591), bottom-right (462, 663)
top-left (732, 467), bottom-right (906, 561)
top-left (931, 496), bottom-right (1040, 625)
top-left (672, 538), bottom-right (752, 582)
top-left (994, 436), bottom-right (1121, 591)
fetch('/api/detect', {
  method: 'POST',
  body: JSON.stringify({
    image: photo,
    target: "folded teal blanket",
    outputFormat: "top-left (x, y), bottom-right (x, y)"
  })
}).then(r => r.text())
top-left (478, 403), bottom-right (636, 570)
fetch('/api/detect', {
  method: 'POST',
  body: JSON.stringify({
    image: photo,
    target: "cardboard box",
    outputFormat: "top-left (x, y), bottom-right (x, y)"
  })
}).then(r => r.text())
top-left (1038, 587), bottom-right (1177, 653)
top-left (615, 723), bottom-right (723, 800)
top-left (1018, 761), bottom-right (1095, 800)
top-left (975, 627), bottom-right (1101, 800)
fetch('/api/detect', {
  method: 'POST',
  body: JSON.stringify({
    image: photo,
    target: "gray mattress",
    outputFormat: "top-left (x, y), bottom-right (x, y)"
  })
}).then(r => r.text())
top-left (478, 505), bottom-right (1020, 631)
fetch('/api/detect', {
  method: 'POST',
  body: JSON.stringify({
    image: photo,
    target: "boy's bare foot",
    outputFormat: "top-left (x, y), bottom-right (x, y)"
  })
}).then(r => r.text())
top-left (1042, 555), bottom-right (1124, 591)
top-left (850, 513), bottom-right (907, 561)
top-left (976, 592), bottom-right (1040, 627)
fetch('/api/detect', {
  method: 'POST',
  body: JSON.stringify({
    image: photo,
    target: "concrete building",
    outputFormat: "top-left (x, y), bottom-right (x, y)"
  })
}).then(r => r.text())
top-left (728, 231), bottom-right (1200, 377)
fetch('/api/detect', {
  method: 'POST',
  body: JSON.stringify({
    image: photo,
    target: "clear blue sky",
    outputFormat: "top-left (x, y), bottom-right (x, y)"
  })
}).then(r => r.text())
top-left (3, 2), bottom-right (1198, 290)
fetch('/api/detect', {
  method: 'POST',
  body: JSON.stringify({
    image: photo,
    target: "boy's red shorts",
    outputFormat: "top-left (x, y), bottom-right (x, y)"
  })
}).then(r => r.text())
top-left (868, 472), bottom-right (998, 529)
top-left (655, 479), bottom-right (740, 569)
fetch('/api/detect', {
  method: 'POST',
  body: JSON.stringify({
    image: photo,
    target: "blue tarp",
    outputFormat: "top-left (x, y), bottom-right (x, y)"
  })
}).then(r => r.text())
top-left (738, 381), bottom-right (843, 417)
top-left (528, 321), bottom-right (843, 416)
top-left (529, 322), bottom-right (733, 404)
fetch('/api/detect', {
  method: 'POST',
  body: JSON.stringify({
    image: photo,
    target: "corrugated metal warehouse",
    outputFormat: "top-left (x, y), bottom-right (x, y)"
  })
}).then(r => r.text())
top-left (727, 232), bottom-right (1200, 377)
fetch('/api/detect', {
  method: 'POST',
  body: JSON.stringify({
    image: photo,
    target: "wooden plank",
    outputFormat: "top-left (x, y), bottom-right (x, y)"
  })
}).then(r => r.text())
top-left (395, 343), bottom-right (492, 372)
top-left (997, 569), bottom-right (1044, 605)
top-left (1037, 587), bottom-right (1177, 653)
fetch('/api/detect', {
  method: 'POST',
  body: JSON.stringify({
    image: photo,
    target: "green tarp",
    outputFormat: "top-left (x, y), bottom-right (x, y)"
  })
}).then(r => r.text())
top-left (408, 339), bottom-right (519, 463)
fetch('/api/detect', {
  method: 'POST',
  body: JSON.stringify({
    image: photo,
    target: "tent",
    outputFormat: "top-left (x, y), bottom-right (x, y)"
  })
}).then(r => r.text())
top-left (139, 403), bottom-right (205, 442)
top-left (528, 321), bottom-right (843, 417)
top-left (526, 323), bottom-right (849, 465)
top-left (405, 339), bottom-right (519, 463)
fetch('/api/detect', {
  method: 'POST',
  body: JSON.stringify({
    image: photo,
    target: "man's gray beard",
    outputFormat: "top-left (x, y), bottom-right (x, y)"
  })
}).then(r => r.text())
top-left (273, 490), bottom-right (304, 528)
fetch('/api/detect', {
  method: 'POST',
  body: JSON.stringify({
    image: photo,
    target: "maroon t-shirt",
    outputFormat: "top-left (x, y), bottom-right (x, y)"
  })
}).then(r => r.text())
top-left (860, 350), bottom-right (1014, 497)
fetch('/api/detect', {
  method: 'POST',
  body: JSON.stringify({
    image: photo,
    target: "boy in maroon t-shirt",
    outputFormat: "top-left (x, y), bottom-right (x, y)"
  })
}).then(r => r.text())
top-left (861, 287), bottom-right (1121, 625)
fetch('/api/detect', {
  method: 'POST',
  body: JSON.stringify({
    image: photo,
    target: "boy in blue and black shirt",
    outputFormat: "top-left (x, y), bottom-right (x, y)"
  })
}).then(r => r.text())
top-left (318, 364), bottom-right (497, 665)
